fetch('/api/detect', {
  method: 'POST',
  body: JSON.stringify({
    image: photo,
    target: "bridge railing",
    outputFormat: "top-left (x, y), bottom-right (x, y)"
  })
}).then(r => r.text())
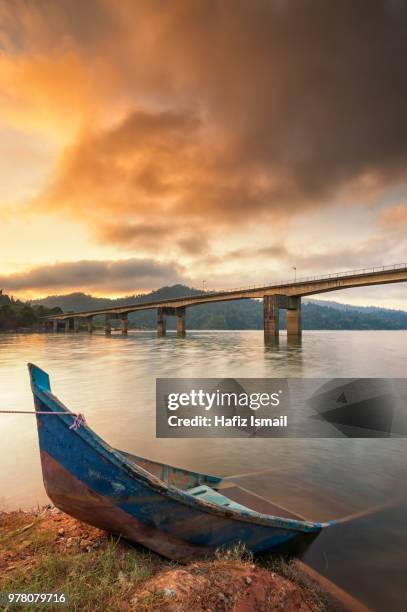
top-left (42, 262), bottom-right (407, 319)
top-left (202, 262), bottom-right (407, 296)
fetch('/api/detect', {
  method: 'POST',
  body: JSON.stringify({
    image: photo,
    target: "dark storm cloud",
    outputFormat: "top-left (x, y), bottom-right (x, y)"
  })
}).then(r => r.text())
top-left (0, 258), bottom-right (186, 292)
top-left (4, 0), bottom-right (407, 250)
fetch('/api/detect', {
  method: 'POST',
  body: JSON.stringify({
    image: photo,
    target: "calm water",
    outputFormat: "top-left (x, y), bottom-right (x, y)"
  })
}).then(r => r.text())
top-left (0, 330), bottom-right (406, 609)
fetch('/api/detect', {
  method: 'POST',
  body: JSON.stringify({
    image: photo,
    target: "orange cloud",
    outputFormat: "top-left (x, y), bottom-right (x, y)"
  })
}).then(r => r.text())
top-left (0, 1), bottom-right (124, 141)
top-left (381, 205), bottom-right (407, 229)
top-left (39, 108), bottom-right (286, 253)
top-left (2, 0), bottom-right (407, 261)
top-left (0, 52), bottom-right (99, 141)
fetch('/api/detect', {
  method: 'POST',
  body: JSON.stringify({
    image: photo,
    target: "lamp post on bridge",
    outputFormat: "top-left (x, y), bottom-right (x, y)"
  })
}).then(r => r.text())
top-left (202, 280), bottom-right (206, 293)
top-left (292, 267), bottom-right (297, 282)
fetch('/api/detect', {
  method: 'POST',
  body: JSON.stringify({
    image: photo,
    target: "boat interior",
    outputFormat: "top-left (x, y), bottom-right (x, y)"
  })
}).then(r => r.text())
top-left (118, 449), bottom-right (302, 520)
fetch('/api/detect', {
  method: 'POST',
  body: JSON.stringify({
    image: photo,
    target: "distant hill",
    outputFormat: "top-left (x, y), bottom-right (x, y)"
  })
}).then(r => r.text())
top-left (305, 298), bottom-right (394, 313)
top-left (0, 293), bottom-right (62, 331)
top-left (30, 285), bottom-right (200, 311)
top-left (31, 286), bottom-right (407, 330)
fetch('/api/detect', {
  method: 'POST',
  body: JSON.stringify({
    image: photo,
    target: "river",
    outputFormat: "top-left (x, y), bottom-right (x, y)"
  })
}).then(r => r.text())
top-left (0, 330), bottom-right (406, 610)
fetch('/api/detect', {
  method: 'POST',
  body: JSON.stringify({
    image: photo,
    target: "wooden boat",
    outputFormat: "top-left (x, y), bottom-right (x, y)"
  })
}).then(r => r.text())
top-left (29, 363), bottom-right (333, 560)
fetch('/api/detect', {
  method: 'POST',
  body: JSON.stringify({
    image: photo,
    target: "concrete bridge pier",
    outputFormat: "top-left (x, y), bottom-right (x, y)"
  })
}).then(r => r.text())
top-left (287, 297), bottom-right (302, 338)
top-left (120, 313), bottom-right (128, 335)
top-left (64, 319), bottom-right (70, 332)
top-left (86, 316), bottom-right (93, 333)
top-left (176, 307), bottom-right (186, 337)
top-left (263, 295), bottom-right (280, 342)
top-left (157, 308), bottom-right (166, 336)
top-left (105, 314), bottom-right (112, 335)
top-left (73, 317), bottom-right (80, 332)
top-left (43, 320), bottom-right (54, 332)
top-left (264, 294), bottom-right (302, 342)
top-left (53, 320), bottom-right (59, 333)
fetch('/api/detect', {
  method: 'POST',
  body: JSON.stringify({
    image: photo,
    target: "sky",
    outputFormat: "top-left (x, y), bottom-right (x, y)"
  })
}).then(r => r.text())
top-left (0, 0), bottom-right (407, 308)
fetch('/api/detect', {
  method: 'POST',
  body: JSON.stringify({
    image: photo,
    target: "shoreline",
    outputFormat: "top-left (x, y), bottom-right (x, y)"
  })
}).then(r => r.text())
top-left (0, 505), bottom-right (342, 611)
top-left (2, 328), bottom-right (407, 334)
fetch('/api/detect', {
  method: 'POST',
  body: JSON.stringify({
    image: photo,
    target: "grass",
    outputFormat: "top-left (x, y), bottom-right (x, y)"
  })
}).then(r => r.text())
top-left (1, 510), bottom-right (334, 611)
top-left (215, 541), bottom-right (253, 562)
top-left (260, 555), bottom-right (336, 612)
top-left (1, 538), bottom-right (154, 612)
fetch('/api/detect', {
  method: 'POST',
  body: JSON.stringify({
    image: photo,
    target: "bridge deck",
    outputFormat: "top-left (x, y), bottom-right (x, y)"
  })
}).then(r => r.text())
top-left (43, 263), bottom-right (407, 320)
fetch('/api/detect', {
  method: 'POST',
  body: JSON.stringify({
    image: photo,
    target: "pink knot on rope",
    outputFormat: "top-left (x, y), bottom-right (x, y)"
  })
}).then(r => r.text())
top-left (69, 413), bottom-right (87, 430)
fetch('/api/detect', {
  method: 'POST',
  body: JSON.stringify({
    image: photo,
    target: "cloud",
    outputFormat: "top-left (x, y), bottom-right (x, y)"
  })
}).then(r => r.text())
top-left (380, 204), bottom-right (407, 229)
top-left (0, 258), bottom-right (186, 294)
top-left (215, 233), bottom-right (405, 278)
top-left (0, 1), bottom-right (122, 139)
top-left (286, 240), bottom-right (394, 274)
top-left (3, 0), bottom-right (407, 255)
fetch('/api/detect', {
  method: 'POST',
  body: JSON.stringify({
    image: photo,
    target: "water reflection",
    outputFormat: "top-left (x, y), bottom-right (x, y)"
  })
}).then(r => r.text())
top-left (263, 334), bottom-right (305, 374)
top-left (1, 330), bottom-right (406, 509)
top-left (0, 330), bottom-right (406, 609)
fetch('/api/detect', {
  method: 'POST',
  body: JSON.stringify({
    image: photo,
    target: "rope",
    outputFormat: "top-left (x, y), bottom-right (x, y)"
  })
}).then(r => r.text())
top-left (0, 410), bottom-right (87, 430)
top-left (0, 410), bottom-right (75, 415)
top-left (70, 413), bottom-right (87, 430)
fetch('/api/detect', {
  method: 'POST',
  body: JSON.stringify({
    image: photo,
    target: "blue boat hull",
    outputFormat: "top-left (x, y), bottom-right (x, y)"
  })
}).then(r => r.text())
top-left (29, 364), bottom-right (324, 560)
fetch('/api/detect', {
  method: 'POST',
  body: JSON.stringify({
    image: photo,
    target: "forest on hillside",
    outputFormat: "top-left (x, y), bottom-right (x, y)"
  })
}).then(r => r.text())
top-left (0, 293), bottom-right (61, 331)
top-left (123, 300), bottom-right (407, 330)
top-left (4, 286), bottom-right (407, 331)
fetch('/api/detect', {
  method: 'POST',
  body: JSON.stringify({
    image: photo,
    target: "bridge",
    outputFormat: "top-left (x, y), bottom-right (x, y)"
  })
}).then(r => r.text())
top-left (42, 263), bottom-right (407, 341)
